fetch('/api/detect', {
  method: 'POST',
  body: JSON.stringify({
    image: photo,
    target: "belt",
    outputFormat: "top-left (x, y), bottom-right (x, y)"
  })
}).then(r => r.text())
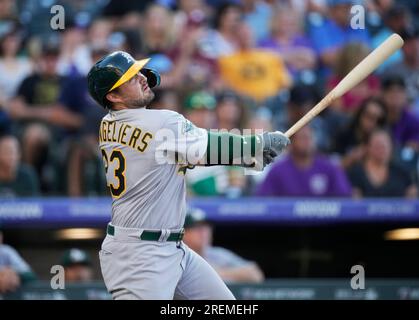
top-left (107, 224), bottom-right (184, 242)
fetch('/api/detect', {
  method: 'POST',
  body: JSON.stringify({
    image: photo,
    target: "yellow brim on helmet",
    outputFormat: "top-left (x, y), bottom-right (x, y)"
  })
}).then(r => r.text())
top-left (109, 58), bottom-right (150, 92)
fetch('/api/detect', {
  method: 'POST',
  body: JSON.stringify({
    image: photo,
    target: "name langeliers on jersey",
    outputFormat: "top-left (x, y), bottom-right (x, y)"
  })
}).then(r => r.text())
top-left (99, 120), bottom-right (152, 152)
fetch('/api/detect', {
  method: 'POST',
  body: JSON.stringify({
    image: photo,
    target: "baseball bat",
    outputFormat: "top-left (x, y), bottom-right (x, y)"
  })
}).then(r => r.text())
top-left (284, 33), bottom-right (404, 138)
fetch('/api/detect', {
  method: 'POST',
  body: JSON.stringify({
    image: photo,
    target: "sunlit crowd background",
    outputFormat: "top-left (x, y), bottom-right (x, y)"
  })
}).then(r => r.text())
top-left (0, 0), bottom-right (418, 199)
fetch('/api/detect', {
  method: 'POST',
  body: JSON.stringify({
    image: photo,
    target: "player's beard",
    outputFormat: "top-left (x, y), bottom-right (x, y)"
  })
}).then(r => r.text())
top-left (131, 89), bottom-right (155, 108)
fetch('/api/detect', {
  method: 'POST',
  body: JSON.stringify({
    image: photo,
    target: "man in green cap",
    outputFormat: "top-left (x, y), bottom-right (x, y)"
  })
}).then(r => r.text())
top-left (62, 248), bottom-right (93, 283)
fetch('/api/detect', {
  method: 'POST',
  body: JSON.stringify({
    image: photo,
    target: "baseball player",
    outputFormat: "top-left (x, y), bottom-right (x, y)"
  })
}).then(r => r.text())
top-left (87, 51), bottom-right (290, 300)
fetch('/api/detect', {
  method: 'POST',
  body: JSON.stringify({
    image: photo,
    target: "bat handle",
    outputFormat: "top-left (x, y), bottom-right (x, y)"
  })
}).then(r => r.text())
top-left (284, 92), bottom-right (336, 138)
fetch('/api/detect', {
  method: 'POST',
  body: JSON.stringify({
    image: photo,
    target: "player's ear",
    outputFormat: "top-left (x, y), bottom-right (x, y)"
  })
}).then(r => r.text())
top-left (106, 91), bottom-right (123, 104)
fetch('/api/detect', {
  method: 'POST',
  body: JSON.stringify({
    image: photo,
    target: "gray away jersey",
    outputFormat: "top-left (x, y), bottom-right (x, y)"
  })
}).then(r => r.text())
top-left (99, 108), bottom-right (207, 229)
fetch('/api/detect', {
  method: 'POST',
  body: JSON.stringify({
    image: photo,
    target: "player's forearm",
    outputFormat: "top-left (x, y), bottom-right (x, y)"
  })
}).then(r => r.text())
top-left (201, 131), bottom-right (263, 167)
top-left (216, 264), bottom-right (265, 283)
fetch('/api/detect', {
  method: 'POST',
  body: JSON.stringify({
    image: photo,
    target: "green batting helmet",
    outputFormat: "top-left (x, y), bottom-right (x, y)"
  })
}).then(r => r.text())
top-left (87, 51), bottom-right (161, 108)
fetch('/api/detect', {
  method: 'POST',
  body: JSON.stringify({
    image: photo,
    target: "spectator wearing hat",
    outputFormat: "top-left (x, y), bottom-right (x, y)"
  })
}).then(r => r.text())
top-left (184, 91), bottom-right (216, 129)
top-left (183, 208), bottom-right (264, 283)
top-left (278, 85), bottom-right (329, 152)
top-left (0, 223), bottom-right (36, 294)
top-left (183, 91), bottom-right (227, 196)
top-left (184, 91), bottom-right (249, 197)
top-left (381, 75), bottom-right (419, 151)
top-left (61, 248), bottom-right (93, 283)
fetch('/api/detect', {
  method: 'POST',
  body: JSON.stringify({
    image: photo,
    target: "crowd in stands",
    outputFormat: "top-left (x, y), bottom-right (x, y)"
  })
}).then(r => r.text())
top-left (0, 0), bottom-right (418, 199)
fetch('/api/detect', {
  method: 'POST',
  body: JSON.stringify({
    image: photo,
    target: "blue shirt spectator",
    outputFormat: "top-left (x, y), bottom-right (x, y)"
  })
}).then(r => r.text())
top-left (308, 0), bottom-right (371, 75)
top-left (242, 0), bottom-right (272, 43)
top-left (372, 5), bottom-right (411, 72)
top-left (310, 18), bottom-right (371, 56)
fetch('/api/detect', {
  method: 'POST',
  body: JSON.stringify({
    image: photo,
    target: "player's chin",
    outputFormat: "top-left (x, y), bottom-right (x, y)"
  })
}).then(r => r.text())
top-left (143, 90), bottom-right (155, 105)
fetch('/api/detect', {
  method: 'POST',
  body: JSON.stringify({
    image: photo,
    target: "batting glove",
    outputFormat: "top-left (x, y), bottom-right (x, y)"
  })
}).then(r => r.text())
top-left (262, 131), bottom-right (290, 166)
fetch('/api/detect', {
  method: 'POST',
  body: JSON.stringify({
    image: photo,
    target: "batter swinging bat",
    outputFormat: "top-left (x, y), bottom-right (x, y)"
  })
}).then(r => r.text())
top-left (284, 33), bottom-right (404, 138)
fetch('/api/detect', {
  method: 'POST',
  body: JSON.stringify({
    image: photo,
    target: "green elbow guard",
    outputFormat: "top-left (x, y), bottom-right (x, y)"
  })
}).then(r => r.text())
top-left (205, 131), bottom-right (263, 166)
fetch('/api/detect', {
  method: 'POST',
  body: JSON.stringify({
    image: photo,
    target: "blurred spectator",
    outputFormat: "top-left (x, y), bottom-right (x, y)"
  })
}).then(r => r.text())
top-left (186, 164), bottom-right (231, 196)
top-left (183, 91), bottom-right (228, 196)
top-left (327, 43), bottom-right (380, 114)
top-left (172, 0), bottom-right (211, 40)
top-left (365, 0), bottom-right (395, 21)
top-left (347, 129), bottom-right (417, 198)
top-left (183, 208), bottom-right (264, 283)
top-left (333, 98), bottom-right (387, 169)
top-left (0, 109), bottom-right (11, 135)
top-left (158, 3), bottom-right (219, 91)
top-left (184, 91), bottom-right (248, 198)
top-left (382, 27), bottom-right (419, 115)
top-left (381, 75), bottom-right (419, 151)
top-left (0, 0), bottom-right (16, 25)
top-left (215, 90), bottom-right (247, 131)
top-left (256, 125), bottom-right (352, 197)
top-left (309, 0), bottom-right (370, 71)
top-left (0, 25), bottom-right (32, 106)
top-left (57, 47), bottom-right (107, 196)
top-left (278, 84), bottom-right (329, 151)
top-left (184, 91), bottom-right (216, 129)
top-left (8, 41), bottom-right (82, 192)
top-left (247, 106), bottom-right (273, 132)
top-left (102, 0), bottom-right (154, 17)
top-left (87, 18), bottom-right (113, 50)
top-left (142, 4), bottom-right (175, 61)
top-left (372, 4), bottom-right (410, 72)
top-left (201, 3), bottom-right (243, 58)
top-left (0, 134), bottom-right (39, 197)
top-left (258, 4), bottom-right (316, 82)
top-left (242, 0), bottom-right (272, 43)
top-left (62, 248), bottom-right (93, 283)
top-left (0, 223), bottom-right (36, 294)
top-left (56, 20), bottom-right (90, 76)
top-left (218, 22), bottom-right (291, 102)
top-left (0, 0), bottom-right (415, 200)
top-left (149, 88), bottom-right (181, 112)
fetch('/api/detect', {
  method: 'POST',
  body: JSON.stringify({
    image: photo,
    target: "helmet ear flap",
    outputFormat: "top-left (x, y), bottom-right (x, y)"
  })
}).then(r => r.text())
top-left (140, 68), bottom-right (161, 88)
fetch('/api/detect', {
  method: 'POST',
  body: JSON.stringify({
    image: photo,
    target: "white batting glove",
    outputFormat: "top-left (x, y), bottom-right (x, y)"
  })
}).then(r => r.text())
top-left (262, 131), bottom-right (290, 166)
